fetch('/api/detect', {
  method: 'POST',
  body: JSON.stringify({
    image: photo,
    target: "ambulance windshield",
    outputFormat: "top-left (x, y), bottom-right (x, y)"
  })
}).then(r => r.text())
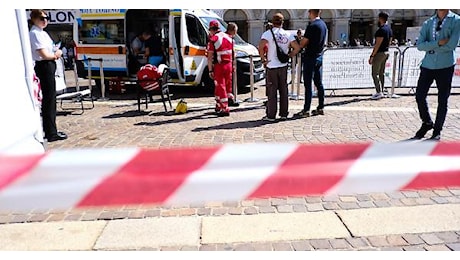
top-left (200, 16), bottom-right (248, 46)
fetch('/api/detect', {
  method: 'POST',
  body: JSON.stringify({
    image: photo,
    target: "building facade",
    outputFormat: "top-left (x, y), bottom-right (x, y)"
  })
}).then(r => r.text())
top-left (217, 9), bottom-right (460, 47)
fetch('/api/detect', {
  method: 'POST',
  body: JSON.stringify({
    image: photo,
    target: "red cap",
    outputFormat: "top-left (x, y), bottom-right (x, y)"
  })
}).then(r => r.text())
top-left (209, 20), bottom-right (219, 29)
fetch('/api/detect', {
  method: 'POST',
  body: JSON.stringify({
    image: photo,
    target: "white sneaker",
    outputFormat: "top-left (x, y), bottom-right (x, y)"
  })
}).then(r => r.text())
top-left (371, 93), bottom-right (383, 100)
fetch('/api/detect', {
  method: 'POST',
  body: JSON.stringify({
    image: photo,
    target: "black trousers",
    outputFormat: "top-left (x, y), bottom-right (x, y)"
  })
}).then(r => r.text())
top-left (415, 65), bottom-right (454, 134)
top-left (35, 60), bottom-right (57, 138)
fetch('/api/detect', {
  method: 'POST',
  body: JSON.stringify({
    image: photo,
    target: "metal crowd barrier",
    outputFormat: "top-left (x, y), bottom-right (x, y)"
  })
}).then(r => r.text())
top-left (282, 46), bottom-right (460, 96)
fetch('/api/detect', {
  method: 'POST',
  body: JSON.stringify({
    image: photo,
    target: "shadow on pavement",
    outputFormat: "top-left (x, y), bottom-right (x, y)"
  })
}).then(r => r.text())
top-left (135, 111), bottom-right (217, 126)
top-left (102, 110), bottom-right (150, 118)
top-left (192, 119), bottom-right (272, 132)
top-left (325, 97), bottom-right (373, 107)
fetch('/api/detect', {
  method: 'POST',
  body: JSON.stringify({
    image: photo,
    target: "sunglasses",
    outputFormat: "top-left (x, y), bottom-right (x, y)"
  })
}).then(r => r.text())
top-left (39, 16), bottom-right (49, 21)
top-left (436, 20), bottom-right (442, 31)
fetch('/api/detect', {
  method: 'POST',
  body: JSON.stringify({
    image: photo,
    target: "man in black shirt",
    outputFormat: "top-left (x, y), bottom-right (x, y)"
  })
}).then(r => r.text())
top-left (295, 9), bottom-right (328, 118)
top-left (368, 11), bottom-right (393, 100)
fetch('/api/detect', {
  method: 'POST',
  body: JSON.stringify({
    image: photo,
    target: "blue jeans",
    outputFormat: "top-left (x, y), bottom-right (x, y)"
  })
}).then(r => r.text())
top-left (415, 65), bottom-right (454, 134)
top-left (302, 55), bottom-right (324, 111)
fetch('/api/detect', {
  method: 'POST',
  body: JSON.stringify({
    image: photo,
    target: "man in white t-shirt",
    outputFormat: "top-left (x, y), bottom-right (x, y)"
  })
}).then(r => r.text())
top-left (258, 13), bottom-right (300, 122)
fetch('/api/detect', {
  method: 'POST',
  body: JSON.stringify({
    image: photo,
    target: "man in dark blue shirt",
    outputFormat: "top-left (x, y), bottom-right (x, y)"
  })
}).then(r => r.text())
top-left (369, 11), bottom-right (393, 100)
top-left (295, 9), bottom-right (328, 118)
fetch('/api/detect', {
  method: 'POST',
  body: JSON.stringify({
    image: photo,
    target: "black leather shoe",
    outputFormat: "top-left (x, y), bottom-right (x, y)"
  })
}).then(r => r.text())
top-left (47, 131), bottom-right (68, 142)
top-left (427, 131), bottom-right (441, 142)
top-left (228, 99), bottom-right (240, 107)
top-left (413, 122), bottom-right (434, 139)
top-left (216, 111), bottom-right (230, 117)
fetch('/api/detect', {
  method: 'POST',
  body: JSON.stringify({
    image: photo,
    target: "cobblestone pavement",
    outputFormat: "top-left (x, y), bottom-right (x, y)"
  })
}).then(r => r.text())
top-left (2, 82), bottom-right (460, 251)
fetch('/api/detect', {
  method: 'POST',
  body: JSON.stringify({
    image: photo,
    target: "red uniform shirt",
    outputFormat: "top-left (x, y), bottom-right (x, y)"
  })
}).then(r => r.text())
top-left (208, 31), bottom-right (233, 63)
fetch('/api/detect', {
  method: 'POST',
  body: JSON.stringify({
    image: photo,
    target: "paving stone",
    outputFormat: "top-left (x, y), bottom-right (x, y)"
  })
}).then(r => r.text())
top-left (252, 243), bottom-right (273, 251)
top-left (258, 207), bottom-right (276, 214)
top-left (432, 232), bottom-right (460, 243)
top-left (0, 215), bottom-right (13, 224)
top-left (27, 214), bottom-right (49, 223)
top-left (276, 205), bottom-right (293, 213)
top-left (346, 237), bottom-right (370, 249)
top-left (254, 199), bottom-right (271, 207)
top-left (196, 208), bottom-right (212, 216)
top-left (355, 194), bottom-right (372, 201)
top-left (243, 207), bottom-right (258, 215)
top-left (211, 208), bottom-right (228, 216)
top-left (424, 245), bottom-right (452, 251)
top-left (241, 200), bottom-right (254, 207)
top-left (305, 196), bottom-right (322, 203)
top-left (402, 234), bottom-right (425, 245)
top-left (379, 247), bottom-right (403, 251)
top-left (287, 197), bottom-right (307, 205)
top-left (214, 244), bottom-right (234, 251)
top-left (330, 238), bottom-right (352, 249)
top-left (272, 242), bottom-right (292, 251)
top-left (420, 234), bottom-right (445, 245)
top-left (387, 235), bottom-right (409, 246)
top-left (127, 211), bottom-right (145, 219)
top-left (374, 200), bottom-right (393, 208)
top-left (338, 202), bottom-right (360, 210)
top-left (292, 205), bottom-right (308, 213)
top-left (357, 201), bottom-right (375, 208)
top-left (199, 245), bottom-right (217, 251)
top-left (309, 239), bottom-right (332, 250)
top-left (367, 236), bottom-right (390, 247)
top-left (433, 189), bottom-right (454, 197)
top-left (271, 198), bottom-right (288, 206)
top-left (233, 244), bottom-right (255, 251)
top-left (446, 243), bottom-right (460, 251)
top-left (403, 245), bottom-right (426, 251)
top-left (402, 191), bottom-right (420, 198)
top-left (291, 241), bottom-right (313, 251)
top-left (339, 196), bottom-right (358, 203)
top-left (369, 192), bottom-right (390, 201)
top-left (323, 203), bottom-right (340, 210)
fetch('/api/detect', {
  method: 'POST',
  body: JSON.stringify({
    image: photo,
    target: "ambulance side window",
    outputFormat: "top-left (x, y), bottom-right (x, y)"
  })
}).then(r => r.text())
top-left (185, 15), bottom-right (207, 47)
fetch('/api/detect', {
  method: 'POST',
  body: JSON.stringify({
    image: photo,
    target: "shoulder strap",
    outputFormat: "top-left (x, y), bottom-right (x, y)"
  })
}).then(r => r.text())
top-left (270, 28), bottom-right (281, 49)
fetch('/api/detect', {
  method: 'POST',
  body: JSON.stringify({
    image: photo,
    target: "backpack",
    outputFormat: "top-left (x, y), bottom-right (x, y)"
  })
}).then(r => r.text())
top-left (137, 64), bottom-right (161, 91)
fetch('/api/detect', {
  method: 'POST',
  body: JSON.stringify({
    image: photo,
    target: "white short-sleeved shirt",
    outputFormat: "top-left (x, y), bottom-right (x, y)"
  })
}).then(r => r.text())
top-left (261, 27), bottom-right (295, 69)
top-left (29, 25), bottom-right (54, 62)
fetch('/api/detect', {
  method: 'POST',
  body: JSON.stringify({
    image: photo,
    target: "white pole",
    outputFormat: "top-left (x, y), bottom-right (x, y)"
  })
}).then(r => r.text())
top-left (244, 55), bottom-right (258, 102)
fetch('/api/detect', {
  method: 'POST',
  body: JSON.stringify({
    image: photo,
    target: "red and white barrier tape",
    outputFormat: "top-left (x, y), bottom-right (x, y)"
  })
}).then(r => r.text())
top-left (1, 142), bottom-right (460, 211)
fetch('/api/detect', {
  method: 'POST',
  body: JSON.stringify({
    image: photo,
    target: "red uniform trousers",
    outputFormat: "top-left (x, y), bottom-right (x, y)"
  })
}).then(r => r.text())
top-left (214, 61), bottom-right (233, 113)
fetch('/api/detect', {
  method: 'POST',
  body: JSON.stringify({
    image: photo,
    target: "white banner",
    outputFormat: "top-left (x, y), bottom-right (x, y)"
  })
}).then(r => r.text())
top-left (322, 47), bottom-right (399, 90)
top-left (400, 46), bottom-right (460, 88)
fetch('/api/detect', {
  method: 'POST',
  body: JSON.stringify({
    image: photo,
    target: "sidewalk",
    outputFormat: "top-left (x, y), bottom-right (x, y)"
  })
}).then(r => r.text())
top-left (1, 83), bottom-right (460, 251)
top-left (1, 199), bottom-right (460, 250)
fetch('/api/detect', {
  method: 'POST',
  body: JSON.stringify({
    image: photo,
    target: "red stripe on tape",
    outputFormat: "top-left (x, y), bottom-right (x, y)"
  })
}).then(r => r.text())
top-left (403, 142), bottom-right (460, 190)
top-left (77, 147), bottom-right (220, 207)
top-left (0, 154), bottom-right (44, 189)
top-left (249, 143), bottom-right (370, 198)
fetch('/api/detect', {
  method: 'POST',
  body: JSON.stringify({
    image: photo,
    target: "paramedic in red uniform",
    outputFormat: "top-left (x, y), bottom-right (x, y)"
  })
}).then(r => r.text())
top-left (207, 20), bottom-right (237, 116)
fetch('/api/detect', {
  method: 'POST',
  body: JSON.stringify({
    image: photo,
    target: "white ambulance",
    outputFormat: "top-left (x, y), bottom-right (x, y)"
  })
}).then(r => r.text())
top-left (73, 9), bottom-right (265, 91)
